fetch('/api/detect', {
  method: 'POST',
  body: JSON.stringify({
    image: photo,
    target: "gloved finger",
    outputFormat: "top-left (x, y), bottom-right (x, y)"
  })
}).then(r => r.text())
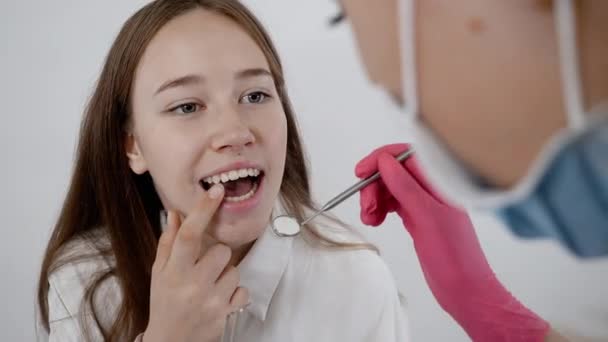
top-left (360, 178), bottom-right (381, 213)
top-left (359, 181), bottom-right (389, 226)
top-left (377, 152), bottom-right (436, 216)
top-left (355, 143), bottom-right (411, 178)
top-left (360, 178), bottom-right (401, 226)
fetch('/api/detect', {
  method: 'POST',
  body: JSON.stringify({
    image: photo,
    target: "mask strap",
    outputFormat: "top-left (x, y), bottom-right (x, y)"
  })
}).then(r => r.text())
top-left (555, 0), bottom-right (586, 131)
top-left (397, 0), bottom-right (419, 120)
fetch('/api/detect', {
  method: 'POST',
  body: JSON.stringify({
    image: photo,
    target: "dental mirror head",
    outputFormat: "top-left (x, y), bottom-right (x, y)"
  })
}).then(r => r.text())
top-left (271, 215), bottom-right (301, 237)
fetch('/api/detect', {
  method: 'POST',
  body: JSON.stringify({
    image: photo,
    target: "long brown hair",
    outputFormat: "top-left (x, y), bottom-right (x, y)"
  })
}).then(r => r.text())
top-left (37, 1), bottom-right (373, 340)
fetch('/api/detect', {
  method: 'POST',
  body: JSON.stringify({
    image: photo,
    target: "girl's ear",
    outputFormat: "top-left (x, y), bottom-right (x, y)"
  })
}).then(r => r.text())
top-left (125, 133), bottom-right (148, 175)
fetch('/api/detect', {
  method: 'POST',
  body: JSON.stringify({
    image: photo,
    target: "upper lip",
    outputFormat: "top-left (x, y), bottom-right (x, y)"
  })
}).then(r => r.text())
top-left (200, 160), bottom-right (264, 181)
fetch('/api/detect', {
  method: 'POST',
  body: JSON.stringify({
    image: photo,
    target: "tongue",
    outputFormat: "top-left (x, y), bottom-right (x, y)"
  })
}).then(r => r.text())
top-left (223, 178), bottom-right (254, 198)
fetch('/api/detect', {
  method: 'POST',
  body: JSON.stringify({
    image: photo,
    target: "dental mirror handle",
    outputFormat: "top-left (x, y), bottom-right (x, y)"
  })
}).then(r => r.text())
top-left (301, 148), bottom-right (415, 226)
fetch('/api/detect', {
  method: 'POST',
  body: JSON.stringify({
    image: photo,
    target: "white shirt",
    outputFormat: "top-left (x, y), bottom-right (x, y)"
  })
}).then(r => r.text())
top-left (37, 219), bottom-right (410, 342)
top-left (233, 219), bottom-right (410, 341)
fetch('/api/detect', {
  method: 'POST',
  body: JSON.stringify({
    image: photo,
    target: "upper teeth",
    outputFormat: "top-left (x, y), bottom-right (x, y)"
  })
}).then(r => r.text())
top-left (203, 168), bottom-right (260, 185)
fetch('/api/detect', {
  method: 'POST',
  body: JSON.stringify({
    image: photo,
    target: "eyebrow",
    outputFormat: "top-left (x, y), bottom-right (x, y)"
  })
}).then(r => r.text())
top-left (235, 68), bottom-right (273, 80)
top-left (155, 74), bottom-right (203, 96)
top-left (154, 68), bottom-right (273, 96)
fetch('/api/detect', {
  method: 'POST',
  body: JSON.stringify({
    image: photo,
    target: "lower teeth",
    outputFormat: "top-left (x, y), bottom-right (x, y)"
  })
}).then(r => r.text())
top-left (224, 182), bottom-right (258, 203)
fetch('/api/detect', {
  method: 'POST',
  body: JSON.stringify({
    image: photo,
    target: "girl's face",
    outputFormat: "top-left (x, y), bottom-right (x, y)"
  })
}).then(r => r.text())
top-left (126, 8), bottom-right (288, 250)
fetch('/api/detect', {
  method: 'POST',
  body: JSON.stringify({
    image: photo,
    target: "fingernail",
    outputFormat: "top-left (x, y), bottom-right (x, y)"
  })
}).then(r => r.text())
top-left (362, 198), bottom-right (376, 212)
top-left (166, 210), bottom-right (174, 222)
top-left (234, 302), bottom-right (251, 314)
top-left (160, 210), bottom-right (169, 231)
top-left (208, 184), bottom-right (224, 199)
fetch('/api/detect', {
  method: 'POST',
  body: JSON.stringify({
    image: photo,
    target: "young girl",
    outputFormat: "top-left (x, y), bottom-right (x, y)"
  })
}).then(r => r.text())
top-left (36, 1), bottom-right (409, 341)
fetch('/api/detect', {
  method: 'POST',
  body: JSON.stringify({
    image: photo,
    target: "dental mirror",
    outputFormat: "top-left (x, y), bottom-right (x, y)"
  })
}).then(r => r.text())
top-left (270, 148), bottom-right (414, 237)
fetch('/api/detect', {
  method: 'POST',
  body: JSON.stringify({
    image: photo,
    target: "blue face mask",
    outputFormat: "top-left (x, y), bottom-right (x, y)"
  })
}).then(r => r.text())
top-left (499, 122), bottom-right (608, 258)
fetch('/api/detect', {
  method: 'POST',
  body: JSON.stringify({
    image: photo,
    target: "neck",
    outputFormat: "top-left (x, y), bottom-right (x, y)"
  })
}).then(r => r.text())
top-left (229, 240), bottom-right (255, 267)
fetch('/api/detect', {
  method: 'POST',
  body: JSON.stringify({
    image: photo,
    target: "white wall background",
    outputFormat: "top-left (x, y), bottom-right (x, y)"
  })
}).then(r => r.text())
top-left (1, 1), bottom-right (607, 341)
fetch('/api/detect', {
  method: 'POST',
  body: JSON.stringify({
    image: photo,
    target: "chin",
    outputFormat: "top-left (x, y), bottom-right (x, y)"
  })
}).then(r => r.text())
top-left (211, 222), bottom-right (265, 249)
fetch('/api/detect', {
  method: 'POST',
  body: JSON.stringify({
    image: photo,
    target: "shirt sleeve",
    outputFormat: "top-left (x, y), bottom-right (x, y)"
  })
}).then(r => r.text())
top-left (363, 290), bottom-right (411, 342)
top-left (44, 240), bottom-right (120, 342)
top-left (46, 266), bottom-right (106, 342)
top-left (314, 246), bottom-right (412, 342)
top-left (343, 249), bottom-right (411, 342)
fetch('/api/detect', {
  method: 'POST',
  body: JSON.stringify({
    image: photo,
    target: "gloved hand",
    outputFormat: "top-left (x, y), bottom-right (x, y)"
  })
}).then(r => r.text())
top-left (356, 143), bottom-right (550, 342)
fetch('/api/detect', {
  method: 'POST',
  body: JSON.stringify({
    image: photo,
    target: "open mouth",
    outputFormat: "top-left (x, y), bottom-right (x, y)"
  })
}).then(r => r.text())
top-left (200, 168), bottom-right (264, 203)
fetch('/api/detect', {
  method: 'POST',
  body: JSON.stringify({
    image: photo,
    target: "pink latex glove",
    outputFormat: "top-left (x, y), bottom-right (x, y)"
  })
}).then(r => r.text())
top-left (356, 143), bottom-right (550, 342)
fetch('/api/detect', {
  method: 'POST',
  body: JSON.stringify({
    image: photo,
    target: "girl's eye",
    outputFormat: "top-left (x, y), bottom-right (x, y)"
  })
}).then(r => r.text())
top-left (241, 91), bottom-right (270, 104)
top-left (171, 103), bottom-right (200, 115)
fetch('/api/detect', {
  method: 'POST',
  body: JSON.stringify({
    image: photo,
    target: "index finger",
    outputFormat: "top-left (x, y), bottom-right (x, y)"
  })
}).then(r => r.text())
top-left (152, 210), bottom-right (180, 273)
top-left (167, 184), bottom-right (224, 272)
top-left (355, 143), bottom-right (411, 178)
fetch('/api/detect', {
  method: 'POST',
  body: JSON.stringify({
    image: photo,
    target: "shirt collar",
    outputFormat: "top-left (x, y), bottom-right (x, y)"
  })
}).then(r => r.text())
top-left (237, 208), bottom-right (294, 321)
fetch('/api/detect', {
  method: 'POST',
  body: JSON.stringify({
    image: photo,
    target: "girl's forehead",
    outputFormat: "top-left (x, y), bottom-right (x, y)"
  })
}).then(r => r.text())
top-left (135, 9), bottom-right (271, 91)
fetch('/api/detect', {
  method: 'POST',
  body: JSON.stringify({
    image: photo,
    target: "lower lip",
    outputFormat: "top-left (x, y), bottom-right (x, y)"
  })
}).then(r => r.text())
top-left (219, 176), bottom-right (265, 215)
